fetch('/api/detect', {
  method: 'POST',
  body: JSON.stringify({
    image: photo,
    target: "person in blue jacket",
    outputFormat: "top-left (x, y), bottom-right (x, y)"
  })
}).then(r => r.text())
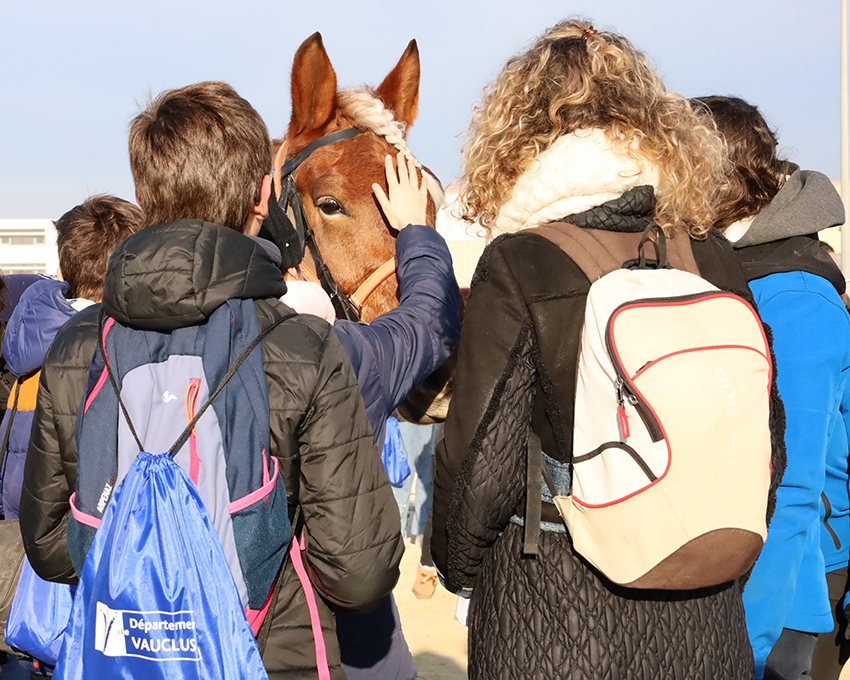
top-left (695, 96), bottom-right (850, 680)
top-left (0, 196), bottom-right (142, 522)
top-left (0, 273), bottom-right (43, 406)
top-left (266, 154), bottom-right (461, 680)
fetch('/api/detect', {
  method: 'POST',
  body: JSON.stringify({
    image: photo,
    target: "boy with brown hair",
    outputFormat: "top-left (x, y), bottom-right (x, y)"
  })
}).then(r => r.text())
top-left (55, 195), bottom-right (145, 300)
top-left (2, 195), bottom-right (142, 522)
top-left (20, 81), bottom-right (403, 679)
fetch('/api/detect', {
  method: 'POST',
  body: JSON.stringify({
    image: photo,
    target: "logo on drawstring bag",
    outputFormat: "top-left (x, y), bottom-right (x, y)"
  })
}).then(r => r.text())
top-left (94, 602), bottom-right (200, 661)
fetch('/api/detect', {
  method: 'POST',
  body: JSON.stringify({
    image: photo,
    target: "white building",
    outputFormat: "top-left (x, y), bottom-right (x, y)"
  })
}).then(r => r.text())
top-left (0, 219), bottom-right (58, 277)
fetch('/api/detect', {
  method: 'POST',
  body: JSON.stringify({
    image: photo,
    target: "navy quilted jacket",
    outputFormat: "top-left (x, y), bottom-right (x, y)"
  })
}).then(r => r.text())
top-left (0, 278), bottom-right (79, 518)
top-left (334, 224), bottom-right (461, 449)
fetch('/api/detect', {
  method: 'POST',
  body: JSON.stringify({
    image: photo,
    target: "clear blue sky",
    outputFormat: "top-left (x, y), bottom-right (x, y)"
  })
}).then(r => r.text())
top-left (0, 0), bottom-right (841, 218)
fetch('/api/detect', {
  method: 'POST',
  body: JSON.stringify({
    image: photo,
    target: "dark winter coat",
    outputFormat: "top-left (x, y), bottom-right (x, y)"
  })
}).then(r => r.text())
top-left (0, 274), bottom-right (43, 404)
top-left (432, 188), bottom-right (785, 680)
top-left (0, 278), bottom-right (81, 518)
top-left (19, 221), bottom-right (404, 680)
top-left (261, 223), bottom-right (461, 680)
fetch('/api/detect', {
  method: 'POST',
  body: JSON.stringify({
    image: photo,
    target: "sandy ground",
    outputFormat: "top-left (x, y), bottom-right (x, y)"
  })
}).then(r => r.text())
top-left (394, 542), bottom-right (468, 679)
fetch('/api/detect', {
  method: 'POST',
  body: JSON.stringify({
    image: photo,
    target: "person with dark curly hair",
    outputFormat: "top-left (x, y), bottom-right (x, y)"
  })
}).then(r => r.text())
top-left (694, 95), bottom-right (850, 680)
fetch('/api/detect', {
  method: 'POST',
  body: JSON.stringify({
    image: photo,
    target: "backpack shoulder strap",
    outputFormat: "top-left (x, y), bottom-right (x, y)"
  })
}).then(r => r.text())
top-left (663, 226), bottom-right (701, 276)
top-left (523, 431), bottom-right (559, 556)
top-left (531, 222), bottom-right (702, 278)
top-left (165, 310), bottom-right (296, 458)
top-left (97, 307), bottom-right (297, 457)
top-left (529, 223), bottom-right (622, 282)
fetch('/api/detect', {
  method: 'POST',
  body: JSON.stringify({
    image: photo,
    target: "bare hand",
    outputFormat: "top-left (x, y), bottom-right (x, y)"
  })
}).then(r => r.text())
top-left (372, 152), bottom-right (428, 231)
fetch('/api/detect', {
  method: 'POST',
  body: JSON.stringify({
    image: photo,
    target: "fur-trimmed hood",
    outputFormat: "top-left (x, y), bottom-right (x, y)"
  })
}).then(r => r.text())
top-left (491, 128), bottom-right (660, 235)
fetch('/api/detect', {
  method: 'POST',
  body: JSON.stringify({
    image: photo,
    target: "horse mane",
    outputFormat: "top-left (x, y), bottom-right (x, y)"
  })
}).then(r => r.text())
top-left (337, 89), bottom-right (446, 210)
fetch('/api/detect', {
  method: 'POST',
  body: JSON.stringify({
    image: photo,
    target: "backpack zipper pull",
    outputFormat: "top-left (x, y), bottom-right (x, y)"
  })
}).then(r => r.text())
top-left (616, 378), bottom-right (631, 439)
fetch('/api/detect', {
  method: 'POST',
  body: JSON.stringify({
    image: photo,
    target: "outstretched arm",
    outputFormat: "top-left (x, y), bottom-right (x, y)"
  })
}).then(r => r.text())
top-left (334, 153), bottom-right (460, 444)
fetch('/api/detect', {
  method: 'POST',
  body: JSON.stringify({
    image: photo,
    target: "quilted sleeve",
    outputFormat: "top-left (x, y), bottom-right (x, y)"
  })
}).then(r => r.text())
top-left (294, 322), bottom-right (403, 610)
top-left (432, 239), bottom-right (537, 592)
top-left (19, 307), bottom-right (100, 584)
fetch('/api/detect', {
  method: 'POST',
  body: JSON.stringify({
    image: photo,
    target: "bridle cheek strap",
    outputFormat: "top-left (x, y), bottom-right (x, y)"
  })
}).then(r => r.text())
top-left (273, 129), bottom-right (400, 320)
top-left (350, 258), bottom-right (397, 310)
top-left (298, 256), bottom-right (396, 313)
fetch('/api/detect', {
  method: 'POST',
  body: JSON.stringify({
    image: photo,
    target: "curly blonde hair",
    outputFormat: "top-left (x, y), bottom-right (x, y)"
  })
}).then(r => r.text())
top-left (458, 19), bottom-right (728, 236)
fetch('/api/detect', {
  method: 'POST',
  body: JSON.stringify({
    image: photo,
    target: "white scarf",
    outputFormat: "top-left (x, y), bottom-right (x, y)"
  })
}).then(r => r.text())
top-left (491, 128), bottom-right (660, 235)
top-left (722, 217), bottom-right (755, 245)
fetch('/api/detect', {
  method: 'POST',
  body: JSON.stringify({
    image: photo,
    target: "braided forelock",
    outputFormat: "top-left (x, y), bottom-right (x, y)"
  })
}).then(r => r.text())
top-left (337, 89), bottom-right (445, 210)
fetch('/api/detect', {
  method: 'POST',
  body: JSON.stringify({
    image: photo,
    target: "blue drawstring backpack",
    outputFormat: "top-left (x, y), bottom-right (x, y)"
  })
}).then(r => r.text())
top-left (54, 451), bottom-right (267, 680)
top-left (54, 305), bottom-right (293, 679)
top-left (381, 417), bottom-right (411, 487)
top-left (5, 558), bottom-right (75, 667)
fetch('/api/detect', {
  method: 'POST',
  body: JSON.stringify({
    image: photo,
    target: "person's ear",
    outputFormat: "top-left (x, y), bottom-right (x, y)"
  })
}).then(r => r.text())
top-left (245, 174), bottom-right (272, 235)
top-left (257, 174), bottom-right (272, 219)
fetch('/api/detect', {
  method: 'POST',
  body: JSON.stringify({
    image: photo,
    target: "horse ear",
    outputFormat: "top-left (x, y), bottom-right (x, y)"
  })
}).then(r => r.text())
top-left (289, 32), bottom-right (337, 136)
top-left (374, 39), bottom-right (420, 129)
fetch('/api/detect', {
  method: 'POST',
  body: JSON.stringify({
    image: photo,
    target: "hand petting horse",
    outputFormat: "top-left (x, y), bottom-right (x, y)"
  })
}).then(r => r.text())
top-left (273, 32), bottom-right (444, 323)
top-left (273, 32), bottom-right (455, 423)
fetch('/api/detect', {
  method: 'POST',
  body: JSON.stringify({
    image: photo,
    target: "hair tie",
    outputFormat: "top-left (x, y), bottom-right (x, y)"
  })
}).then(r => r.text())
top-left (583, 28), bottom-right (597, 41)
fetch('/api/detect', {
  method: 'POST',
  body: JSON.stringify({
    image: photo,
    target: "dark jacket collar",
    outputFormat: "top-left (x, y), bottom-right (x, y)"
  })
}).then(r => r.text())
top-left (561, 185), bottom-right (656, 233)
top-left (102, 220), bottom-right (287, 331)
top-left (736, 235), bottom-right (846, 295)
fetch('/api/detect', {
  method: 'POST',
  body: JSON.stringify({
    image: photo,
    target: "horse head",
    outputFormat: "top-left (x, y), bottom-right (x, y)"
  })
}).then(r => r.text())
top-left (277, 32), bottom-right (454, 423)
top-left (278, 32), bottom-right (443, 322)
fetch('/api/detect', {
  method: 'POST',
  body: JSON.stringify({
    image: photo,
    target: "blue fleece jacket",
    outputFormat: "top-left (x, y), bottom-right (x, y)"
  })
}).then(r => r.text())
top-left (743, 270), bottom-right (850, 677)
top-left (334, 224), bottom-right (461, 449)
top-left (332, 224), bottom-right (460, 680)
top-left (0, 279), bottom-right (79, 518)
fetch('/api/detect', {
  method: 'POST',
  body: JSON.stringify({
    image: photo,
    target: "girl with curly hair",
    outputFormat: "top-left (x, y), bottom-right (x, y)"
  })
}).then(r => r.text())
top-left (431, 19), bottom-right (784, 679)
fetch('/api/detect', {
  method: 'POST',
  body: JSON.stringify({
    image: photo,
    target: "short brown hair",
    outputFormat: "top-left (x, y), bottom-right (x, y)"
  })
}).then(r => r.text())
top-left (129, 81), bottom-right (272, 231)
top-left (55, 195), bottom-right (143, 302)
top-left (691, 96), bottom-right (798, 231)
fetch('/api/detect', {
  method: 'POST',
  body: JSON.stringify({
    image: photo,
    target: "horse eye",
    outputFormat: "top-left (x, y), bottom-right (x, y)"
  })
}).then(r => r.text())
top-left (316, 197), bottom-right (347, 216)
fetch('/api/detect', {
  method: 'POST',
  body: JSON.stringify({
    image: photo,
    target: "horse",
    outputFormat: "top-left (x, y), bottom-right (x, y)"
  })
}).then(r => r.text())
top-left (273, 32), bottom-right (454, 422)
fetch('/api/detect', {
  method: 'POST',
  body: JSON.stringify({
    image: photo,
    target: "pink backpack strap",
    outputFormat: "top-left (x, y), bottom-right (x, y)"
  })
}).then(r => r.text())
top-left (290, 531), bottom-right (331, 680)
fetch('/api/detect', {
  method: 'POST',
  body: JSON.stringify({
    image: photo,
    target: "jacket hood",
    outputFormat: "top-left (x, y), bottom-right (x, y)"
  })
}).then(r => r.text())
top-left (2, 278), bottom-right (76, 376)
top-left (730, 170), bottom-right (844, 248)
top-left (102, 220), bottom-right (288, 331)
top-left (493, 128), bottom-right (660, 235)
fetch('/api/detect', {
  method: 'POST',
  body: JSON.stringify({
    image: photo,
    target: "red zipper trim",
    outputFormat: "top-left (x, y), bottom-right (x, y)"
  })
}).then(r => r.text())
top-left (184, 378), bottom-right (201, 485)
top-left (632, 344), bottom-right (770, 381)
top-left (573, 291), bottom-right (773, 509)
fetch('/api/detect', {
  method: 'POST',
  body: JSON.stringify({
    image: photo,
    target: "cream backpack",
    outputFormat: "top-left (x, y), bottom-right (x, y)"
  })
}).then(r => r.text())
top-left (526, 223), bottom-right (772, 589)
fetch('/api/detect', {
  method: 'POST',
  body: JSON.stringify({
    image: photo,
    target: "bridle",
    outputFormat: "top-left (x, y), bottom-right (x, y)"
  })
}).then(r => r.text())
top-left (270, 128), bottom-right (399, 322)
